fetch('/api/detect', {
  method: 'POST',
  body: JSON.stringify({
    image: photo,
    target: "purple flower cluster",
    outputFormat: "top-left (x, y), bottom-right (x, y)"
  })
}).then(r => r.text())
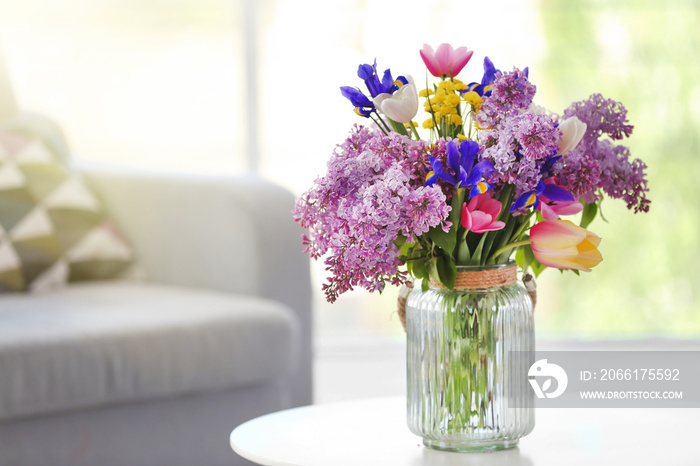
top-left (476, 68), bottom-right (536, 128)
top-left (480, 110), bottom-right (561, 196)
top-left (558, 94), bottom-right (650, 213)
top-left (474, 71), bottom-right (650, 213)
top-left (553, 147), bottom-right (602, 203)
top-left (293, 126), bottom-right (450, 302)
top-left (472, 69), bottom-right (562, 198)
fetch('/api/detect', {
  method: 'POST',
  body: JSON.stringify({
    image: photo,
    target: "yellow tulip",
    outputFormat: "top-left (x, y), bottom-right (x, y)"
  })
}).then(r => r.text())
top-left (530, 220), bottom-right (602, 272)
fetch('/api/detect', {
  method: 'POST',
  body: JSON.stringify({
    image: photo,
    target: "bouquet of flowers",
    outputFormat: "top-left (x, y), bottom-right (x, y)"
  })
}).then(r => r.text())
top-left (293, 43), bottom-right (650, 302)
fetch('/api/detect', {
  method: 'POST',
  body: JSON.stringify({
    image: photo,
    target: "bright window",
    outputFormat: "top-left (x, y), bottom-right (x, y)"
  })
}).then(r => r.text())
top-left (0, 0), bottom-right (245, 174)
top-left (2, 0), bottom-right (698, 337)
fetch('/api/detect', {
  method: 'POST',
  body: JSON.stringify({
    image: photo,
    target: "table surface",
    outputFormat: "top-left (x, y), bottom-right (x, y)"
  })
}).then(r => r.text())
top-left (231, 396), bottom-right (700, 466)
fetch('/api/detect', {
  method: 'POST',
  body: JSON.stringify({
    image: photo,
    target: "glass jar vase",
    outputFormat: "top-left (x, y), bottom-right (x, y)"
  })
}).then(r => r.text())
top-left (405, 262), bottom-right (535, 452)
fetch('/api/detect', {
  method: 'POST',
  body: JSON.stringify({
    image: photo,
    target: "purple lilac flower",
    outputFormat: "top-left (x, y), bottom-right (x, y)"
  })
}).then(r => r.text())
top-left (554, 146), bottom-right (603, 203)
top-left (513, 112), bottom-right (560, 161)
top-left (476, 68), bottom-right (536, 128)
top-left (564, 93), bottom-right (633, 141)
top-left (559, 94), bottom-right (650, 212)
top-left (480, 111), bottom-right (561, 197)
top-left (293, 126), bottom-right (451, 302)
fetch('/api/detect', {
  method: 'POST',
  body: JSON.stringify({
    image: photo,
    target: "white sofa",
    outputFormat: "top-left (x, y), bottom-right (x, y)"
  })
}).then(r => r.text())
top-left (0, 57), bottom-right (312, 465)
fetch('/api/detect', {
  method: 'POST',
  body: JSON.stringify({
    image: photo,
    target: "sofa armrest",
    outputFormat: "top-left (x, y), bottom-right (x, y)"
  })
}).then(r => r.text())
top-left (81, 165), bottom-right (313, 405)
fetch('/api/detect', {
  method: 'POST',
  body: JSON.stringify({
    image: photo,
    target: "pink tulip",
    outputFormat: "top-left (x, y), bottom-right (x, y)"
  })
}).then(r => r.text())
top-left (530, 220), bottom-right (602, 272)
top-left (420, 43), bottom-right (474, 78)
top-left (539, 199), bottom-right (583, 220)
top-left (538, 178), bottom-right (583, 220)
top-left (461, 193), bottom-right (506, 234)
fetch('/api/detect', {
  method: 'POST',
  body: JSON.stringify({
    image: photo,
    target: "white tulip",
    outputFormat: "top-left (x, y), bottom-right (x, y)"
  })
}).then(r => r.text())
top-left (558, 116), bottom-right (587, 155)
top-left (372, 76), bottom-right (419, 124)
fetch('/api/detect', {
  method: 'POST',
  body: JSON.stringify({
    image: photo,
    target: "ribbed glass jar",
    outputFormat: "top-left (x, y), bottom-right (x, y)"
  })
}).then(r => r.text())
top-left (406, 262), bottom-right (535, 452)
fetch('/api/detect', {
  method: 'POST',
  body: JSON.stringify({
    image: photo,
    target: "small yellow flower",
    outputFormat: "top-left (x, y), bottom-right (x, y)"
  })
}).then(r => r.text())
top-left (444, 93), bottom-right (461, 107)
top-left (449, 114), bottom-right (463, 125)
top-left (431, 92), bottom-right (446, 105)
top-left (437, 106), bottom-right (457, 117)
top-left (462, 90), bottom-right (483, 108)
top-left (439, 79), bottom-right (467, 93)
top-left (419, 88), bottom-right (434, 97)
top-left (456, 133), bottom-right (467, 141)
top-left (422, 118), bottom-right (435, 129)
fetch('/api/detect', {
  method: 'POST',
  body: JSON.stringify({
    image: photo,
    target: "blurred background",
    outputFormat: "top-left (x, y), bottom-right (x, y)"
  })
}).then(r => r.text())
top-left (1, 0), bottom-right (698, 340)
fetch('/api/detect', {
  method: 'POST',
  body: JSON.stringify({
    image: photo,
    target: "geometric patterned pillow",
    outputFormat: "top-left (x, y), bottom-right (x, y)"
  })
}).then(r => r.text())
top-left (0, 129), bottom-right (134, 293)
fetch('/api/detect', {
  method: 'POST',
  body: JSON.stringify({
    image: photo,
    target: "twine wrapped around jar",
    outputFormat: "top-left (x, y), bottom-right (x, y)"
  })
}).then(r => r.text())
top-left (397, 265), bottom-right (536, 331)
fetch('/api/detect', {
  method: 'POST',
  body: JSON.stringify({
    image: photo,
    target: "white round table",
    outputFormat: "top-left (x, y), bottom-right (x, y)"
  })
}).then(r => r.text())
top-left (231, 397), bottom-right (699, 466)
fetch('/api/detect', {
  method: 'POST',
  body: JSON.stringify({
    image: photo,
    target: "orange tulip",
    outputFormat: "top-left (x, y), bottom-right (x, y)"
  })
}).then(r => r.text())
top-left (530, 220), bottom-right (603, 272)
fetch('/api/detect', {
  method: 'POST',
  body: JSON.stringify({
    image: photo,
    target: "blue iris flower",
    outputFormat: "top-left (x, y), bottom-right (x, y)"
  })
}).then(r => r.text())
top-left (426, 140), bottom-right (495, 197)
top-left (340, 87), bottom-right (375, 117)
top-left (510, 180), bottom-right (574, 213)
top-left (539, 154), bottom-right (561, 176)
top-left (357, 60), bottom-right (407, 97)
top-left (340, 60), bottom-right (408, 118)
top-left (463, 57), bottom-right (499, 97)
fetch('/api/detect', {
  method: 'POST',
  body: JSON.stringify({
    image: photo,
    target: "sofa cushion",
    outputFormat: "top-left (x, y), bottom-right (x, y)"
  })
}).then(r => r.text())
top-left (0, 128), bottom-right (134, 293)
top-left (0, 281), bottom-right (299, 421)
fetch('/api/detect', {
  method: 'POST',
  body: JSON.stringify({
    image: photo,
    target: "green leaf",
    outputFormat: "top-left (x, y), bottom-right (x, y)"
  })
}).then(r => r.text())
top-left (580, 202), bottom-right (598, 229)
top-left (395, 235), bottom-right (411, 262)
top-left (469, 233), bottom-right (488, 265)
top-left (410, 257), bottom-right (429, 280)
top-left (456, 237), bottom-right (471, 264)
top-left (428, 189), bottom-right (463, 256)
top-left (426, 256), bottom-right (439, 282)
top-left (448, 189), bottom-right (464, 224)
top-left (387, 118), bottom-right (408, 136)
top-left (436, 255), bottom-right (457, 289)
top-left (428, 225), bottom-right (456, 256)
